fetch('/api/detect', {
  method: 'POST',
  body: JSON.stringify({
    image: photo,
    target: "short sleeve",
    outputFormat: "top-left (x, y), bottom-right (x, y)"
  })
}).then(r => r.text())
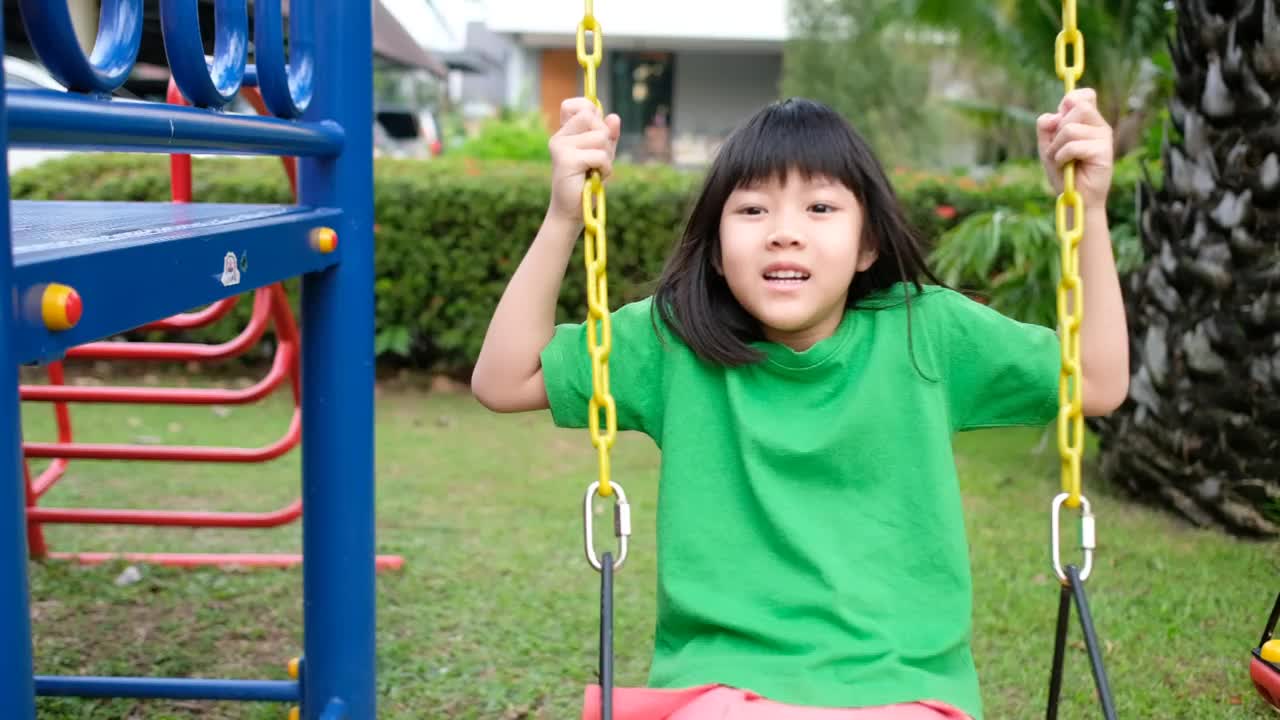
top-left (539, 296), bottom-right (667, 438)
top-left (931, 289), bottom-right (1061, 431)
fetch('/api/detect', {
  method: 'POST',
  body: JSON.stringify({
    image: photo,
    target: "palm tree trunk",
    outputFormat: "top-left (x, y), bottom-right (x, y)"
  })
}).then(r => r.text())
top-left (1090, 0), bottom-right (1280, 537)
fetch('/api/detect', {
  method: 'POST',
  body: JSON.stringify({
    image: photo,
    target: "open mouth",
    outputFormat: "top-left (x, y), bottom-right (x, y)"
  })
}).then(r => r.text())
top-left (763, 269), bottom-right (811, 285)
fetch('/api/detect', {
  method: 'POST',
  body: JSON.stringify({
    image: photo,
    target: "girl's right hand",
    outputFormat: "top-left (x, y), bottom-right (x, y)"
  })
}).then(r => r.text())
top-left (548, 97), bottom-right (621, 224)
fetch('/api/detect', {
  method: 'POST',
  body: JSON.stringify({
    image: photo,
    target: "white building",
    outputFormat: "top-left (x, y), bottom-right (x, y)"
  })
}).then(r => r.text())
top-left (477, 0), bottom-right (789, 166)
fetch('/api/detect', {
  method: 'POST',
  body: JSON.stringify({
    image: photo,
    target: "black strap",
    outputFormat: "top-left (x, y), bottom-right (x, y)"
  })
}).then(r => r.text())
top-left (599, 551), bottom-right (614, 720)
top-left (1045, 564), bottom-right (1117, 720)
top-left (1045, 582), bottom-right (1071, 720)
top-left (1258, 591), bottom-right (1280, 650)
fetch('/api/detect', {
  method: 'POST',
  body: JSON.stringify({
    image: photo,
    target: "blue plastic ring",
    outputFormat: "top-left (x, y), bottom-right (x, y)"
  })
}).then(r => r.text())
top-left (17, 0), bottom-right (143, 94)
top-left (255, 0), bottom-right (314, 119)
top-left (160, 0), bottom-right (248, 108)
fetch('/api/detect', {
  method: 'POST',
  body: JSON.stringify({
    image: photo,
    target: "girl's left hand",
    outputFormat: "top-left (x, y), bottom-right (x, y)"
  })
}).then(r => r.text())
top-left (1037, 88), bottom-right (1114, 207)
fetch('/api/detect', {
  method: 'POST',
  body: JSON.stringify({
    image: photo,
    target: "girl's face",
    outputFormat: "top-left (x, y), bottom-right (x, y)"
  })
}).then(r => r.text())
top-left (718, 170), bottom-right (877, 351)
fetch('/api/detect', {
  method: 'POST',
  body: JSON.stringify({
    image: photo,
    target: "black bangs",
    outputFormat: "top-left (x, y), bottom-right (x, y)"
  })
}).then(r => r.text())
top-left (652, 96), bottom-right (946, 368)
top-left (719, 98), bottom-right (863, 194)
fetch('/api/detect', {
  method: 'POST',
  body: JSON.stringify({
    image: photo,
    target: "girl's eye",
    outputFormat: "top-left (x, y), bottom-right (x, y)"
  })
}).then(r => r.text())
top-left (739, 206), bottom-right (766, 216)
top-left (810, 203), bottom-right (836, 214)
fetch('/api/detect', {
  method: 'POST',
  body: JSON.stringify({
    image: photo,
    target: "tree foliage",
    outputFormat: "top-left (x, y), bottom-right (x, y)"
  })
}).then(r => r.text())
top-left (782, 0), bottom-right (944, 168)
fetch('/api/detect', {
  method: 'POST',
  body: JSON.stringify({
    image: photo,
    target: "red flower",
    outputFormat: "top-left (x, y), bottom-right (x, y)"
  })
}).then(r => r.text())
top-left (935, 204), bottom-right (957, 220)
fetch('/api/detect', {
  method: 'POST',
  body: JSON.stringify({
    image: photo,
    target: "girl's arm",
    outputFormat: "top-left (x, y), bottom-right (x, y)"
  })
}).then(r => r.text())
top-left (1037, 88), bottom-right (1130, 416)
top-left (470, 210), bottom-right (580, 412)
top-left (471, 99), bottom-right (620, 413)
top-left (1076, 206), bottom-right (1130, 415)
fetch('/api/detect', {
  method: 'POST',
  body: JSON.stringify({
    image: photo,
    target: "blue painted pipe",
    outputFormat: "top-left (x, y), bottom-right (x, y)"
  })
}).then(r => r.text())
top-left (255, 0), bottom-right (314, 118)
top-left (18, 0), bottom-right (143, 94)
top-left (299, 0), bottom-right (375, 716)
top-left (0, 8), bottom-right (37, 718)
top-left (161, 0), bottom-right (249, 109)
top-left (5, 90), bottom-right (343, 156)
top-left (35, 676), bottom-right (299, 702)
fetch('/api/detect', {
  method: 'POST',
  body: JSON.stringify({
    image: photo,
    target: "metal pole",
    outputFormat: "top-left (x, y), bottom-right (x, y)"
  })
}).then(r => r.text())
top-left (0, 5), bottom-right (39, 715)
top-left (298, 0), bottom-right (376, 717)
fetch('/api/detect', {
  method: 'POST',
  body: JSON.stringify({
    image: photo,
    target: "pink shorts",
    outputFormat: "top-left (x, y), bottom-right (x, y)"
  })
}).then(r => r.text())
top-left (582, 684), bottom-right (972, 720)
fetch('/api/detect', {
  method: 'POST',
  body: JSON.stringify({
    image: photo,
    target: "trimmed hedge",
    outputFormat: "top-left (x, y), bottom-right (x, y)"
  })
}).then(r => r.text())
top-left (11, 154), bottom-right (1143, 374)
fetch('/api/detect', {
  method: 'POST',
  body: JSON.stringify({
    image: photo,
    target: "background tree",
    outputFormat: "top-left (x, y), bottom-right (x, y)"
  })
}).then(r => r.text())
top-left (902, 0), bottom-right (1174, 158)
top-left (1091, 0), bottom-right (1280, 537)
top-left (782, 0), bottom-right (943, 168)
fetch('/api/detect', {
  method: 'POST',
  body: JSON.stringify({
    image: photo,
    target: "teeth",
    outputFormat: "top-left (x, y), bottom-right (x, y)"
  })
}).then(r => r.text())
top-left (765, 270), bottom-right (809, 280)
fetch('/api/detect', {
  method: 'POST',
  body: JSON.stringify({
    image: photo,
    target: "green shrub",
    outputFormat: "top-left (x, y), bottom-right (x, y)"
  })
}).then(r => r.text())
top-left (11, 153), bottom-right (1145, 374)
top-left (926, 156), bottom-right (1147, 326)
top-left (454, 109), bottom-right (551, 162)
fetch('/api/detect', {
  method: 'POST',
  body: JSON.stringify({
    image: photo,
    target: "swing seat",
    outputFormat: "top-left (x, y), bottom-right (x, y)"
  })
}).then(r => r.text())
top-left (582, 685), bottom-right (970, 720)
top-left (1252, 592), bottom-right (1280, 710)
top-left (1253, 643), bottom-right (1280, 710)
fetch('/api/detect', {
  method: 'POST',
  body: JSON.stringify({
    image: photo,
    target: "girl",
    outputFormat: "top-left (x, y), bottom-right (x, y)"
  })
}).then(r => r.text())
top-left (471, 93), bottom-right (1128, 720)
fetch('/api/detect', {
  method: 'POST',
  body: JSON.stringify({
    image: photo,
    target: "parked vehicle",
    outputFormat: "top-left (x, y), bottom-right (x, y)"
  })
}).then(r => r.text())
top-left (374, 106), bottom-right (443, 159)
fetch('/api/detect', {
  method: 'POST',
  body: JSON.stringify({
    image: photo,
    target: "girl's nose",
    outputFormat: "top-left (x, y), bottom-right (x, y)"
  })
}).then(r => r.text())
top-left (767, 230), bottom-right (804, 249)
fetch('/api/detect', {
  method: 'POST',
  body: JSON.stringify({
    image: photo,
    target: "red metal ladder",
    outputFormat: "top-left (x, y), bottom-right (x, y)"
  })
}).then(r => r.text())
top-left (20, 80), bottom-right (402, 571)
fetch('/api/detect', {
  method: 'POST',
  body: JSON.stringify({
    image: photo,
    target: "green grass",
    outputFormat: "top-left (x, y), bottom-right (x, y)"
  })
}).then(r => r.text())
top-left (19, 373), bottom-right (1280, 719)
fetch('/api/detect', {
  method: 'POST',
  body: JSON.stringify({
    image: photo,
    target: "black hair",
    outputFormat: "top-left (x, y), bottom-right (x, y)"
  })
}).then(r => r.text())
top-left (652, 97), bottom-right (945, 366)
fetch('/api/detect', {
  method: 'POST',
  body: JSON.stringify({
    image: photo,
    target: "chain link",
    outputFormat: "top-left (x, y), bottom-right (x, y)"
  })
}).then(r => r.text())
top-left (1055, 0), bottom-right (1085, 509)
top-left (1049, 0), bottom-right (1095, 588)
top-left (576, 0), bottom-right (615, 498)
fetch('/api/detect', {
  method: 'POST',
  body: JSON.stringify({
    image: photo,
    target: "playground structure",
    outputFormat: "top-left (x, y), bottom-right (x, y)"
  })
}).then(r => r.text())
top-left (1, 1), bottom-right (380, 718)
top-left (21, 76), bottom-right (402, 573)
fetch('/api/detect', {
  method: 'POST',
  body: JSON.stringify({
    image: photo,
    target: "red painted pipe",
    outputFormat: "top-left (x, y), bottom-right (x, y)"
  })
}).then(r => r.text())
top-left (48, 551), bottom-right (405, 571)
top-left (28, 362), bottom-right (75, 499)
top-left (139, 297), bottom-right (240, 331)
top-left (69, 289), bottom-right (271, 361)
top-left (167, 77), bottom-right (193, 203)
top-left (23, 462), bottom-right (47, 559)
top-left (25, 406), bottom-right (300, 462)
top-left (30, 458), bottom-right (71, 501)
top-left (21, 340), bottom-right (292, 405)
top-left (30, 498), bottom-right (302, 528)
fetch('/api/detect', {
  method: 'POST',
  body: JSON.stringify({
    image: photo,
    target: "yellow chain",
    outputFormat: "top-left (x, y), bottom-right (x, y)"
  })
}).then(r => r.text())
top-left (1054, 0), bottom-right (1085, 509)
top-left (576, 0), bottom-right (615, 498)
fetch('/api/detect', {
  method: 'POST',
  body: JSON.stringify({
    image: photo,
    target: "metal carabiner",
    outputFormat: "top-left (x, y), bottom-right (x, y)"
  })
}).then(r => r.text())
top-left (1051, 491), bottom-right (1095, 585)
top-left (584, 480), bottom-right (630, 572)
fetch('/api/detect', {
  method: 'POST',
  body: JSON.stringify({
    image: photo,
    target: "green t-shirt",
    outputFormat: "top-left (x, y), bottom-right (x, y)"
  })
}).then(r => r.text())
top-left (539, 283), bottom-right (1060, 720)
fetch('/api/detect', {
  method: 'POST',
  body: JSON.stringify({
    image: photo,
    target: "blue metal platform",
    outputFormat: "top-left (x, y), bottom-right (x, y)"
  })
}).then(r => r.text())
top-left (12, 200), bottom-right (341, 365)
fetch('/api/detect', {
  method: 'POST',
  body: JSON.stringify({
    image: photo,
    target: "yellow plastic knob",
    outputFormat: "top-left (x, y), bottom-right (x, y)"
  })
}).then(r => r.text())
top-left (310, 227), bottom-right (338, 254)
top-left (1263, 639), bottom-right (1280, 663)
top-left (41, 283), bottom-right (82, 331)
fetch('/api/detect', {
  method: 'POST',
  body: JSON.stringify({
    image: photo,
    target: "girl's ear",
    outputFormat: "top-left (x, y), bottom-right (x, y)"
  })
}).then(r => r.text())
top-left (856, 238), bottom-right (879, 272)
top-left (857, 248), bottom-right (878, 272)
top-left (711, 239), bottom-right (725, 276)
